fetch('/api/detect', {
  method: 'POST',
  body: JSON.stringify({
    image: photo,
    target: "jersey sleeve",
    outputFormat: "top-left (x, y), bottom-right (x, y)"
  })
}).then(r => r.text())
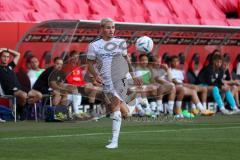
top-left (87, 43), bottom-right (96, 60)
top-left (121, 40), bottom-right (128, 56)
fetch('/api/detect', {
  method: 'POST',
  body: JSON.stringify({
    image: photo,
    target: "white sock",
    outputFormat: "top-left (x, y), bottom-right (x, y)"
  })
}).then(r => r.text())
top-left (142, 97), bottom-right (150, 107)
top-left (196, 102), bottom-right (204, 111)
top-left (135, 96), bottom-right (141, 105)
top-left (72, 94), bottom-right (82, 114)
top-left (167, 101), bottom-right (174, 115)
top-left (191, 103), bottom-right (196, 109)
top-left (156, 100), bottom-right (163, 112)
top-left (111, 110), bottom-right (122, 143)
top-left (68, 94), bottom-right (82, 114)
top-left (203, 102), bottom-right (207, 110)
top-left (175, 101), bottom-right (182, 114)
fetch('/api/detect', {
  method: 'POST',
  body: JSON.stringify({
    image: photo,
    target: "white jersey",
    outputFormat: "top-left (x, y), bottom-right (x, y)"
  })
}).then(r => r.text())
top-left (170, 68), bottom-right (184, 84)
top-left (87, 37), bottom-right (128, 91)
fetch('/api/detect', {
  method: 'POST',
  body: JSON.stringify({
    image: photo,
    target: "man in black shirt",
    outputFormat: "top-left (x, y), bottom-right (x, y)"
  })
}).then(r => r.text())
top-left (33, 57), bottom-right (77, 106)
top-left (0, 48), bottom-right (27, 108)
top-left (198, 54), bottom-right (239, 114)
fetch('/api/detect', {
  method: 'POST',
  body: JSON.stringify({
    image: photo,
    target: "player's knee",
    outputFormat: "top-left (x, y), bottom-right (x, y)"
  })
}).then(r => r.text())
top-left (111, 110), bottom-right (122, 121)
top-left (120, 106), bottom-right (130, 118)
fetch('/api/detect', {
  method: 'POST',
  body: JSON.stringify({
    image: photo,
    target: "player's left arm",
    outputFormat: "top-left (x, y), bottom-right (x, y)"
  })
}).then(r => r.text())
top-left (123, 54), bottom-right (142, 86)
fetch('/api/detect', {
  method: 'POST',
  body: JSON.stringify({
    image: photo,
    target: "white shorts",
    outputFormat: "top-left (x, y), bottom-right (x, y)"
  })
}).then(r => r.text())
top-left (103, 78), bottom-right (128, 104)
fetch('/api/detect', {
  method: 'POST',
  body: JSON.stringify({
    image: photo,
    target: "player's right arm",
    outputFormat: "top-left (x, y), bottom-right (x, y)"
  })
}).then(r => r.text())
top-left (87, 60), bottom-right (102, 84)
top-left (87, 43), bottom-right (103, 84)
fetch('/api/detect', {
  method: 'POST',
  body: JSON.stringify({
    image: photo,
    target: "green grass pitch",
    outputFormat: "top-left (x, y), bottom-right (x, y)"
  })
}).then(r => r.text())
top-left (0, 114), bottom-right (240, 160)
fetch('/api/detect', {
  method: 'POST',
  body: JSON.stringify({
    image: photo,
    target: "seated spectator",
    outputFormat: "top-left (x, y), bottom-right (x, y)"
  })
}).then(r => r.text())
top-left (25, 56), bottom-right (44, 104)
top-left (27, 56), bottom-right (45, 88)
top-left (187, 53), bottom-right (202, 84)
top-left (151, 55), bottom-right (175, 114)
top-left (33, 57), bottom-right (78, 106)
top-left (62, 51), bottom-right (86, 117)
top-left (170, 55), bottom-right (213, 116)
top-left (222, 56), bottom-right (240, 110)
top-left (134, 54), bottom-right (161, 111)
top-left (0, 48), bottom-right (27, 110)
top-left (0, 48), bottom-right (43, 119)
top-left (198, 54), bottom-right (239, 114)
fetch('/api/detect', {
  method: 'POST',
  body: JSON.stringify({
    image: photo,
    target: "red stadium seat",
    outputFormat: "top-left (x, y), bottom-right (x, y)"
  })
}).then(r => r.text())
top-left (30, 12), bottom-right (60, 21)
top-left (166, 0), bottom-right (199, 19)
top-left (0, 0), bottom-right (34, 12)
top-left (58, 13), bottom-right (88, 20)
top-left (148, 16), bottom-right (169, 24)
top-left (113, 0), bottom-right (147, 22)
top-left (0, 11), bottom-right (33, 21)
top-left (32, 0), bottom-right (62, 13)
top-left (227, 19), bottom-right (240, 26)
top-left (143, 0), bottom-right (175, 23)
top-left (200, 18), bottom-right (228, 26)
top-left (176, 18), bottom-right (200, 25)
top-left (214, 0), bottom-right (239, 13)
top-left (56, 0), bottom-right (90, 15)
top-left (89, 0), bottom-right (121, 21)
top-left (192, 0), bottom-right (226, 20)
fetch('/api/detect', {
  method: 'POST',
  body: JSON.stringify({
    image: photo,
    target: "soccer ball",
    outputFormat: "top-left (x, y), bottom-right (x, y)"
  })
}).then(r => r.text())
top-left (135, 36), bottom-right (154, 53)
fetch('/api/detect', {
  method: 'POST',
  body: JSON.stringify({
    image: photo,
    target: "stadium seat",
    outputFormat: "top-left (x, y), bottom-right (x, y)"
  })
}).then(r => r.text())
top-left (0, 0), bottom-right (34, 12)
top-left (89, 0), bottom-right (121, 21)
top-left (32, 0), bottom-right (62, 14)
top-left (200, 18), bottom-right (228, 26)
top-left (166, 0), bottom-right (199, 19)
top-left (214, 0), bottom-right (239, 13)
top-left (0, 11), bottom-right (33, 21)
top-left (58, 13), bottom-right (88, 20)
top-left (227, 19), bottom-right (240, 26)
top-left (30, 12), bottom-right (60, 21)
top-left (113, 0), bottom-right (147, 22)
top-left (143, 0), bottom-right (175, 23)
top-left (176, 18), bottom-right (200, 25)
top-left (192, 0), bottom-right (226, 20)
top-left (56, 0), bottom-right (89, 14)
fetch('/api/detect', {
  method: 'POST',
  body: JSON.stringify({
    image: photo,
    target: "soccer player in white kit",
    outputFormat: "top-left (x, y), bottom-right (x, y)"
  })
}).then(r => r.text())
top-left (87, 18), bottom-right (141, 149)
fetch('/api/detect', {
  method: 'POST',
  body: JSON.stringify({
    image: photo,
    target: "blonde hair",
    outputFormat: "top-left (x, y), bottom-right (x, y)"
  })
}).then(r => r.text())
top-left (100, 18), bottom-right (114, 27)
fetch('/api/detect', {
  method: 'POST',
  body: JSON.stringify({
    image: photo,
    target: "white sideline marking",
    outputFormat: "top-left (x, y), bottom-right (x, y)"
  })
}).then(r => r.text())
top-left (1, 126), bottom-right (240, 141)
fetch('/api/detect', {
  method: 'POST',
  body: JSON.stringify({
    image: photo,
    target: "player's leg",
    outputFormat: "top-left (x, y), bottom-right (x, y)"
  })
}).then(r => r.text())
top-left (105, 95), bottom-right (122, 149)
